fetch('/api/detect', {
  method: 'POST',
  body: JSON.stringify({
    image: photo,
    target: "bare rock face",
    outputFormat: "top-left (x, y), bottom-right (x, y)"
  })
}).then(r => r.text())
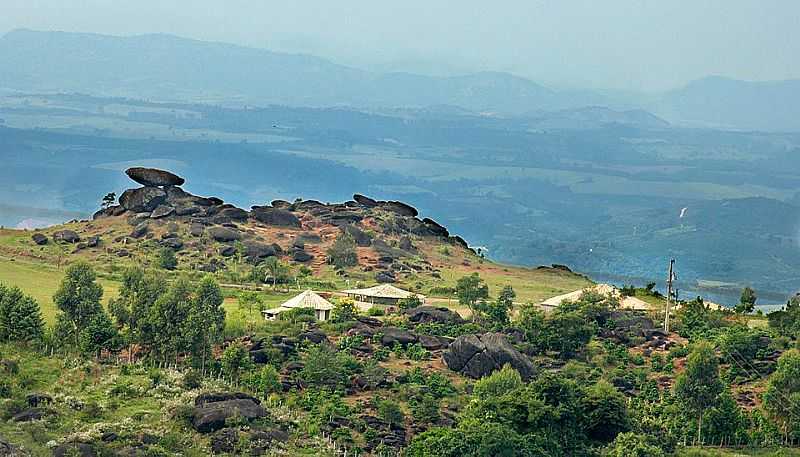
top-left (405, 306), bottom-right (465, 325)
top-left (52, 230), bottom-right (80, 244)
top-left (250, 206), bottom-right (301, 227)
top-left (119, 187), bottom-right (167, 213)
top-left (150, 205), bottom-right (175, 219)
top-left (125, 167), bottom-right (185, 187)
top-left (353, 194), bottom-right (379, 208)
top-left (207, 226), bottom-right (241, 242)
top-left (192, 393), bottom-right (267, 434)
top-left (380, 201), bottom-right (418, 217)
top-left (443, 332), bottom-right (536, 380)
top-left (31, 233), bottom-right (48, 245)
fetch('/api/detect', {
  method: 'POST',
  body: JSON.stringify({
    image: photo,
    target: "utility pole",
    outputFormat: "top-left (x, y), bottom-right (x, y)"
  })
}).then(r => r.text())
top-left (664, 258), bottom-right (676, 333)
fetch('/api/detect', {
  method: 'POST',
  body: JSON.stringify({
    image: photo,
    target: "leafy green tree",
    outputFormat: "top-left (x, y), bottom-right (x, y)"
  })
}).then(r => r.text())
top-left (498, 285), bottom-right (516, 308)
top-left (109, 267), bottom-right (167, 361)
top-left (398, 294), bottom-right (423, 310)
top-left (79, 311), bottom-right (118, 358)
top-left (101, 192), bottom-right (116, 209)
top-left (456, 273), bottom-right (489, 322)
top-left (261, 256), bottom-right (290, 289)
top-left (677, 296), bottom-right (726, 339)
top-left (410, 394), bottom-right (441, 425)
top-left (187, 276), bottom-right (226, 372)
top-left (326, 232), bottom-right (358, 269)
top-left (603, 432), bottom-right (665, 457)
top-left (53, 262), bottom-right (104, 346)
top-left (237, 290), bottom-right (262, 317)
top-left (582, 380), bottom-right (630, 442)
top-left (148, 277), bottom-right (193, 364)
top-left (703, 389), bottom-right (747, 446)
top-left (0, 284), bottom-right (44, 343)
top-left (673, 341), bottom-right (723, 444)
top-left (517, 305), bottom-right (548, 353)
top-left (377, 399), bottom-right (405, 426)
top-left (331, 297), bottom-right (358, 323)
top-left (246, 365), bottom-right (282, 397)
top-left (763, 349), bottom-right (800, 440)
top-left (473, 364), bottom-right (523, 398)
top-left (157, 247), bottom-right (178, 270)
top-left (735, 286), bottom-right (757, 314)
top-left (221, 342), bottom-right (253, 383)
top-left (299, 344), bottom-right (352, 388)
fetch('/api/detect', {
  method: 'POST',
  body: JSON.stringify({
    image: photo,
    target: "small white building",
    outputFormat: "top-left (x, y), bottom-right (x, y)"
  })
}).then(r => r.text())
top-left (262, 290), bottom-right (335, 322)
top-left (342, 284), bottom-right (425, 311)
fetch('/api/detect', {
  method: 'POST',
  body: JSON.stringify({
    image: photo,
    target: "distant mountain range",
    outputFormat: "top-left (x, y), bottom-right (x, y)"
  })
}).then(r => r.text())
top-left (0, 29), bottom-right (798, 131)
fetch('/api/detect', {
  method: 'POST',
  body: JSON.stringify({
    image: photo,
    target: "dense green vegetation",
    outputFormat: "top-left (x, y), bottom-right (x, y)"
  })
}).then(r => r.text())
top-left (1, 256), bottom-right (799, 456)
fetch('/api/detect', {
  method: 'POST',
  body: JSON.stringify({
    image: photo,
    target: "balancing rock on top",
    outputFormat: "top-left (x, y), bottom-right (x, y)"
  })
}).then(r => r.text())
top-left (126, 167), bottom-right (185, 187)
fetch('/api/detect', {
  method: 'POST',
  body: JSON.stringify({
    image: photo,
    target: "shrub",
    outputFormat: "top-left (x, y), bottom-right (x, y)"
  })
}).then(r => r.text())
top-left (158, 248), bottom-right (178, 270)
top-left (367, 307), bottom-right (385, 317)
top-left (246, 365), bottom-right (281, 397)
top-left (377, 398), bottom-right (405, 426)
top-left (183, 369), bottom-right (203, 390)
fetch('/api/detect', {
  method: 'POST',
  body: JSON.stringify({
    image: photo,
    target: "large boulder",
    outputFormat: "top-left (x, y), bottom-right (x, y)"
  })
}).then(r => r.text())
top-left (422, 218), bottom-right (449, 237)
top-left (443, 332), bottom-right (536, 380)
top-left (292, 250), bottom-right (313, 262)
top-left (11, 408), bottom-right (50, 422)
top-left (119, 187), bottom-right (167, 212)
top-left (130, 222), bottom-right (149, 239)
top-left (207, 227), bottom-right (241, 243)
top-left (150, 205), bottom-right (175, 219)
top-left (31, 233), bottom-right (48, 245)
top-left (192, 393), bottom-right (267, 433)
top-left (52, 230), bottom-right (80, 244)
top-left (216, 207), bottom-right (249, 221)
top-left (125, 167), bottom-right (185, 187)
top-left (340, 224), bottom-right (371, 247)
top-left (405, 306), bottom-right (465, 325)
top-left (380, 327), bottom-right (418, 347)
top-left (52, 443), bottom-right (95, 457)
top-left (250, 207), bottom-right (301, 227)
top-left (353, 194), bottom-right (379, 208)
top-left (380, 201), bottom-right (418, 217)
top-left (243, 241), bottom-right (279, 260)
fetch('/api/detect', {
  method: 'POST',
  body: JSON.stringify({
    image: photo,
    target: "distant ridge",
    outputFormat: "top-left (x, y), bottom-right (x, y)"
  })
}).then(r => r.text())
top-left (0, 29), bottom-right (556, 113)
top-left (1, 29), bottom-right (798, 130)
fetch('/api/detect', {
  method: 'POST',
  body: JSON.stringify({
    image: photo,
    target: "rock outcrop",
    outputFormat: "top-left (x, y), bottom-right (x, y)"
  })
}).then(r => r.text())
top-left (125, 167), bottom-right (185, 187)
top-left (250, 207), bottom-right (301, 227)
top-left (443, 333), bottom-right (536, 380)
top-left (192, 392), bottom-right (267, 433)
top-left (405, 306), bottom-right (465, 325)
top-left (119, 187), bottom-right (167, 212)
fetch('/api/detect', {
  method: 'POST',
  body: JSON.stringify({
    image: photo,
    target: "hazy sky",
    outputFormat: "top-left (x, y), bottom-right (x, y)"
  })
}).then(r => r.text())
top-left (3, 0), bottom-right (799, 91)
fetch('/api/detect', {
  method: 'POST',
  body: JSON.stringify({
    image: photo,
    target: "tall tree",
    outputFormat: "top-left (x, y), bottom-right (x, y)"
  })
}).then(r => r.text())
top-left (0, 284), bottom-right (44, 344)
top-left (187, 276), bottom-right (226, 372)
top-left (763, 349), bottom-right (800, 441)
top-left (456, 273), bottom-right (489, 322)
top-left (109, 267), bottom-right (167, 361)
top-left (53, 262), bottom-right (104, 347)
top-left (736, 286), bottom-right (757, 314)
top-left (673, 341), bottom-right (723, 444)
top-left (79, 311), bottom-right (118, 358)
top-left (149, 277), bottom-right (193, 364)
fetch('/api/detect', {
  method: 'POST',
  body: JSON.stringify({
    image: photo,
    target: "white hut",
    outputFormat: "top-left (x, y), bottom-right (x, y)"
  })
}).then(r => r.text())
top-left (342, 284), bottom-right (425, 311)
top-left (262, 290), bottom-right (335, 321)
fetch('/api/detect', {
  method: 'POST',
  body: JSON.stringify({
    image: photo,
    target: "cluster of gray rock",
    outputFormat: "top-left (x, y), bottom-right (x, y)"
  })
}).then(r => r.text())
top-left (84, 167), bottom-right (469, 276)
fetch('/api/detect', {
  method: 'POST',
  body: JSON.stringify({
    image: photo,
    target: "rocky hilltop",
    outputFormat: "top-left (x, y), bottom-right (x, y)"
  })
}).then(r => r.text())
top-left (57, 167), bottom-right (474, 282)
